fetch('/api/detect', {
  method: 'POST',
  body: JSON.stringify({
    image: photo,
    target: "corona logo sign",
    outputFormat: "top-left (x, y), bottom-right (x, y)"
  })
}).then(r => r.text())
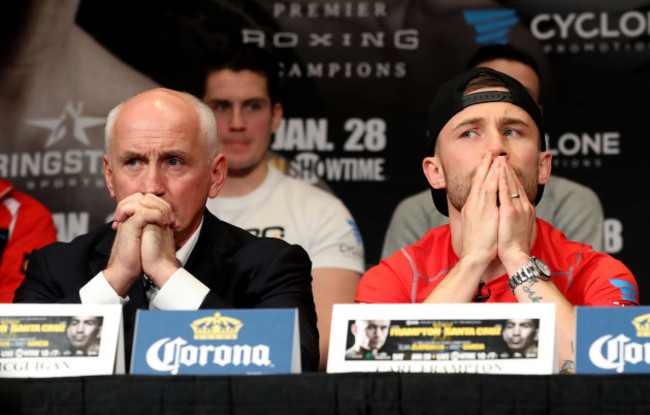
top-left (132, 309), bottom-right (296, 375)
top-left (190, 312), bottom-right (243, 340)
top-left (587, 311), bottom-right (650, 372)
top-left (631, 314), bottom-right (650, 337)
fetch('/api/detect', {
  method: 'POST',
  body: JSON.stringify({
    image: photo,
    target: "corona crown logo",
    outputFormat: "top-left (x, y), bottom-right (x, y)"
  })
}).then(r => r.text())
top-left (631, 314), bottom-right (650, 337)
top-left (190, 312), bottom-right (243, 340)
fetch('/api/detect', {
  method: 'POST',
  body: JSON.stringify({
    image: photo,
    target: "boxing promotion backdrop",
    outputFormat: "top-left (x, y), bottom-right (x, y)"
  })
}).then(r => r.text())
top-left (2, 1), bottom-right (649, 302)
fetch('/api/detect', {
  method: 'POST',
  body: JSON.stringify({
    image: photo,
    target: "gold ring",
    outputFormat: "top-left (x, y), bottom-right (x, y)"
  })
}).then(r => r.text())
top-left (511, 194), bottom-right (520, 199)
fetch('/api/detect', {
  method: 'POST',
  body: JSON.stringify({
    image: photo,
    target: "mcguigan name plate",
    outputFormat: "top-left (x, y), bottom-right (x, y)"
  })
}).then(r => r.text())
top-left (0, 304), bottom-right (123, 377)
top-left (131, 309), bottom-right (300, 375)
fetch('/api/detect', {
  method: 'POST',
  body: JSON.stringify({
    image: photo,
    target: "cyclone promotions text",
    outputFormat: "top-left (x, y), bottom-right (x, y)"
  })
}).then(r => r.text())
top-left (546, 131), bottom-right (620, 169)
top-left (531, 11), bottom-right (650, 53)
top-left (588, 333), bottom-right (650, 373)
top-left (145, 337), bottom-right (272, 375)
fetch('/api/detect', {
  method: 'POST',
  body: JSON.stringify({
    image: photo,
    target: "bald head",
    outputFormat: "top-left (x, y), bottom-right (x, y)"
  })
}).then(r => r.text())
top-left (105, 88), bottom-right (218, 161)
top-left (102, 87), bottom-right (228, 248)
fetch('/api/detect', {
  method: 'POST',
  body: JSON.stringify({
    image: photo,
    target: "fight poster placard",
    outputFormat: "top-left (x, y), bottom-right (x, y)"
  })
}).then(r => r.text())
top-left (0, 304), bottom-right (124, 377)
top-left (131, 309), bottom-right (300, 375)
top-left (327, 303), bottom-right (556, 374)
top-left (576, 306), bottom-right (650, 374)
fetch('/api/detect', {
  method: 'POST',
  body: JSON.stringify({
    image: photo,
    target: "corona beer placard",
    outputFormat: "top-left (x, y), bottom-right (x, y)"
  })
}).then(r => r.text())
top-left (576, 306), bottom-right (650, 374)
top-left (131, 309), bottom-right (300, 375)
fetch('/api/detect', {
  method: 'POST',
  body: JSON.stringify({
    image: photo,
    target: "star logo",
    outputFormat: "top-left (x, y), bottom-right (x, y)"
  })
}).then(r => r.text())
top-left (25, 102), bottom-right (106, 148)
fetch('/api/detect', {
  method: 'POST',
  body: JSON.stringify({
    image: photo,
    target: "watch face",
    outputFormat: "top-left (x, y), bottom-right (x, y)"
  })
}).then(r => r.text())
top-left (532, 257), bottom-right (551, 278)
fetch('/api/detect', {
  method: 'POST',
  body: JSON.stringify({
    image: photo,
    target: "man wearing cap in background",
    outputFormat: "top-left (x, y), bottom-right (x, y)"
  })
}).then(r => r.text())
top-left (356, 67), bottom-right (639, 373)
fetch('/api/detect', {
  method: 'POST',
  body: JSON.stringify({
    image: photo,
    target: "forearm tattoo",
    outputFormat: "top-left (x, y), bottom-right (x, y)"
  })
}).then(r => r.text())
top-left (560, 342), bottom-right (576, 374)
top-left (522, 277), bottom-right (543, 303)
top-left (560, 360), bottom-right (575, 374)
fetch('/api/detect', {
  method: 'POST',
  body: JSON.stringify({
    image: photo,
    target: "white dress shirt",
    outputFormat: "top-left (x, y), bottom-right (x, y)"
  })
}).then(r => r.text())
top-left (79, 219), bottom-right (210, 310)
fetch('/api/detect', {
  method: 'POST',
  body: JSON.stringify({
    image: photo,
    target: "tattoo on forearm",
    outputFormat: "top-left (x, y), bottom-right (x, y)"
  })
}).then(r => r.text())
top-left (522, 278), bottom-right (543, 302)
top-left (560, 360), bottom-right (575, 374)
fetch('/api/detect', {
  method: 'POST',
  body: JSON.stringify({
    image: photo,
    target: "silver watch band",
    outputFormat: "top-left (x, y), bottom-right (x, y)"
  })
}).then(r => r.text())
top-left (507, 259), bottom-right (539, 294)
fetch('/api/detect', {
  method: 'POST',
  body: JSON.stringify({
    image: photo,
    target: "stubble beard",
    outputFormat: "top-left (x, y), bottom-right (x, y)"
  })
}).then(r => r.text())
top-left (445, 164), bottom-right (539, 213)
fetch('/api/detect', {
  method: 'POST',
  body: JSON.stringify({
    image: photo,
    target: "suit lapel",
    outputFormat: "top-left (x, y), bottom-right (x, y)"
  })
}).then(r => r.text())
top-left (185, 211), bottom-right (235, 288)
top-left (88, 224), bottom-right (114, 277)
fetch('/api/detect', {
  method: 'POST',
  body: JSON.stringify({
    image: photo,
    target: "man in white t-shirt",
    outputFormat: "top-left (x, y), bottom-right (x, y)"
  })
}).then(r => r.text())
top-left (203, 45), bottom-right (365, 370)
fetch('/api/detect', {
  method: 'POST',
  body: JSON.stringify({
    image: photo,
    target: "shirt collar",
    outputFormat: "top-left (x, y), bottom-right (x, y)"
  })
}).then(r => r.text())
top-left (176, 217), bottom-right (203, 266)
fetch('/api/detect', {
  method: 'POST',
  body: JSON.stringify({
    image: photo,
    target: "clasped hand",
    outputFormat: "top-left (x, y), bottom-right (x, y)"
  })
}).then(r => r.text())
top-left (103, 193), bottom-right (180, 296)
top-left (459, 153), bottom-right (535, 271)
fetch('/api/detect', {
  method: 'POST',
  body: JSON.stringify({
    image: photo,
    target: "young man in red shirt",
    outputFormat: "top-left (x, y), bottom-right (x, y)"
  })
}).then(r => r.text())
top-left (357, 68), bottom-right (638, 373)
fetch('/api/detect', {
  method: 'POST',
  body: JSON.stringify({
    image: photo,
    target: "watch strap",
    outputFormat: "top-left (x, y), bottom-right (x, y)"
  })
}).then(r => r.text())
top-left (507, 258), bottom-right (539, 294)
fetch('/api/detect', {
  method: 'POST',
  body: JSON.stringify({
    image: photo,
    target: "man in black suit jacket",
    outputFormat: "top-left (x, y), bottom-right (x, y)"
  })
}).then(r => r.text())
top-left (14, 88), bottom-right (319, 371)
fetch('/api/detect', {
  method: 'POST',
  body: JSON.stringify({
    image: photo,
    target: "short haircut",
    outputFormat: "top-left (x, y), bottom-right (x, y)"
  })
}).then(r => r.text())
top-left (466, 44), bottom-right (542, 104)
top-left (504, 318), bottom-right (539, 329)
top-left (66, 315), bottom-right (103, 327)
top-left (466, 44), bottom-right (541, 78)
top-left (200, 43), bottom-right (280, 104)
top-left (463, 71), bottom-right (508, 96)
top-left (104, 89), bottom-right (218, 161)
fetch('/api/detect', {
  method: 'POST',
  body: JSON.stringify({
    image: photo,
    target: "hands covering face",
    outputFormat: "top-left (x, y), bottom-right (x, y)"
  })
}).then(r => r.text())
top-left (104, 193), bottom-right (181, 296)
top-left (459, 152), bottom-right (535, 269)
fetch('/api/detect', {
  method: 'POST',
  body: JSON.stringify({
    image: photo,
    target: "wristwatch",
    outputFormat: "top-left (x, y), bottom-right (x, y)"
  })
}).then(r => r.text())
top-left (507, 257), bottom-right (551, 294)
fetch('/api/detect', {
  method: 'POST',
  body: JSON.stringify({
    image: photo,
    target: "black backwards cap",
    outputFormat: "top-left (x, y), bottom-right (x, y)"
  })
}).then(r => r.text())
top-left (426, 67), bottom-right (546, 216)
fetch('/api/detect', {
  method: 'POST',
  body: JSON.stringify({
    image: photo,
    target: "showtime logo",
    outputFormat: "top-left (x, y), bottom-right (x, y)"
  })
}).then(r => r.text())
top-left (273, 118), bottom-right (387, 183)
top-left (290, 152), bottom-right (385, 183)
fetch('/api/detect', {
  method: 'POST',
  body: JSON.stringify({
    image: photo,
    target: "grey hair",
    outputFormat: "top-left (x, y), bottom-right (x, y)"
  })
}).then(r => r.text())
top-left (104, 89), bottom-right (218, 161)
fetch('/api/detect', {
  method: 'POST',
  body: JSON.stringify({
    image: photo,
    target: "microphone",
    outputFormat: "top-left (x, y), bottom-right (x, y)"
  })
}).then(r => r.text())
top-left (472, 281), bottom-right (491, 302)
